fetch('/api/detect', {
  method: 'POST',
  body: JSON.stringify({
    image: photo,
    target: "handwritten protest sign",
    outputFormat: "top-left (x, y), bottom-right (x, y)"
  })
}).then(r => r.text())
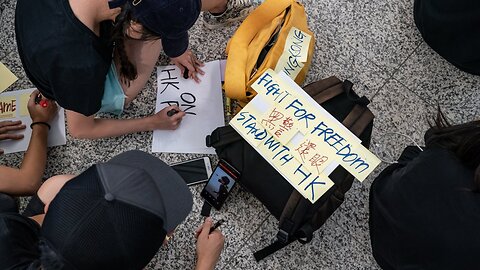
top-left (152, 60), bottom-right (225, 154)
top-left (230, 69), bottom-right (380, 203)
top-left (0, 96), bottom-right (17, 119)
top-left (0, 62), bottom-right (18, 94)
top-left (0, 89), bottom-right (66, 154)
top-left (275, 27), bottom-right (312, 79)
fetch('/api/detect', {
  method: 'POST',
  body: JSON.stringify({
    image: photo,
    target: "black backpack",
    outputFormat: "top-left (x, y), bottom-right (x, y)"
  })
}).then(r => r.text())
top-left (206, 77), bottom-right (374, 261)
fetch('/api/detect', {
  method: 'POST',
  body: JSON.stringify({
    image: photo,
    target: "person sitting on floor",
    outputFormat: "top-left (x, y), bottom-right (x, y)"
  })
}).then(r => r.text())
top-left (15, 0), bottom-right (258, 139)
top-left (369, 111), bottom-right (480, 269)
top-left (0, 89), bottom-right (57, 213)
top-left (0, 150), bottom-right (225, 270)
top-left (414, 0), bottom-right (480, 75)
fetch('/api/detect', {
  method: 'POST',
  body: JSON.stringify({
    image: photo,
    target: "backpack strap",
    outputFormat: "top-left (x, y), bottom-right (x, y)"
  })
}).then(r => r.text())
top-left (254, 191), bottom-right (306, 261)
top-left (206, 126), bottom-right (243, 149)
top-left (303, 76), bottom-right (343, 102)
top-left (344, 105), bottom-right (374, 137)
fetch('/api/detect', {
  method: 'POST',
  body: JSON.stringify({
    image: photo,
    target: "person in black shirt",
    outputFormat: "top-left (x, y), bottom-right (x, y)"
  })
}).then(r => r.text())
top-left (369, 111), bottom-right (480, 269)
top-left (15, 0), bottom-right (236, 139)
top-left (414, 0), bottom-right (480, 75)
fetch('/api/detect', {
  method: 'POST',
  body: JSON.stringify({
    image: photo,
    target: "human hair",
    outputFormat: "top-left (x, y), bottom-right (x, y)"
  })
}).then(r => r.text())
top-left (425, 108), bottom-right (480, 189)
top-left (110, 3), bottom-right (160, 86)
top-left (219, 176), bottom-right (230, 185)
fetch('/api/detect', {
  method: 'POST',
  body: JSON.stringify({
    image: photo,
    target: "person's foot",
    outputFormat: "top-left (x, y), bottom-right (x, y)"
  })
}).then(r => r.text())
top-left (203, 0), bottom-right (263, 30)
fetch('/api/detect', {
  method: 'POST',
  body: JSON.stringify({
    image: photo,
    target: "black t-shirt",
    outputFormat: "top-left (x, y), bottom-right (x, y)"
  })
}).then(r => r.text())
top-left (15, 0), bottom-right (114, 116)
top-left (414, 0), bottom-right (480, 74)
top-left (369, 147), bottom-right (480, 269)
top-left (0, 213), bottom-right (41, 270)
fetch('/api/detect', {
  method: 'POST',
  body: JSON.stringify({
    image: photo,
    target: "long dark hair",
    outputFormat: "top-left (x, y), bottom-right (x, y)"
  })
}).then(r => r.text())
top-left (110, 3), bottom-right (160, 86)
top-left (425, 109), bottom-right (480, 188)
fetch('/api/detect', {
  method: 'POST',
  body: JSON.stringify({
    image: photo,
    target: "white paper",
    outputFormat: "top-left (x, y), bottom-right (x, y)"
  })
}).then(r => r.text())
top-left (152, 60), bottom-right (225, 154)
top-left (0, 88), bottom-right (66, 154)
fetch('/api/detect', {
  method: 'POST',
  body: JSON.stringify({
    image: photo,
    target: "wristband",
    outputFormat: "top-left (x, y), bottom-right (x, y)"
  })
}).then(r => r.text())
top-left (30, 122), bottom-right (51, 130)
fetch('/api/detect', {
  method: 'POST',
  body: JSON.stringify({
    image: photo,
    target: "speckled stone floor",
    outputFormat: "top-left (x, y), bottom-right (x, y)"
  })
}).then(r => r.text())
top-left (1, 0), bottom-right (479, 269)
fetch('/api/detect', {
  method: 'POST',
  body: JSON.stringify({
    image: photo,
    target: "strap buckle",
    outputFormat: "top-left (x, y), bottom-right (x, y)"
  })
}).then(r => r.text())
top-left (276, 229), bottom-right (289, 244)
top-left (205, 132), bottom-right (220, 147)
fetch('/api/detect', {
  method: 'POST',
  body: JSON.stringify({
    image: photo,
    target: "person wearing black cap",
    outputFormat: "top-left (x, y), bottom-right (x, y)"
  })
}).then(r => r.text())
top-left (0, 90), bottom-right (57, 212)
top-left (0, 150), bottom-right (225, 269)
top-left (15, 0), bottom-right (258, 140)
top-left (414, 0), bottom-right (480, 75)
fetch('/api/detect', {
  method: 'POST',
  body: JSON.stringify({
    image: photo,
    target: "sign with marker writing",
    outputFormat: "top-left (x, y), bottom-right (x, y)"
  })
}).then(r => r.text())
top-left (230, 69), bottom-right (380, 203)
top-left (152, 60), bottom-right (225, 154)
top-left (274, 27), bottom-right (312, 79)
top-left (0, 96), bottom-right (17, 119)
top-left (0, 89), bottom-right (66, 154)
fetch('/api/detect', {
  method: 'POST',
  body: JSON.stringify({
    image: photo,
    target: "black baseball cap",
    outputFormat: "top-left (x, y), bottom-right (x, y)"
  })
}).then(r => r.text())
top-left (40, 150), bottom-right (193, 269)
top-left (109, 0), bottom-right (201, 57)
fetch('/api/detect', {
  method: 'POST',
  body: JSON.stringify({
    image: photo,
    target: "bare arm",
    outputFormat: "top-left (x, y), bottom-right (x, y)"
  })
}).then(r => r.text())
top-left (0, 90), bottom-right (58, 195)
top-left (66, 105), bottom-right (186, 139)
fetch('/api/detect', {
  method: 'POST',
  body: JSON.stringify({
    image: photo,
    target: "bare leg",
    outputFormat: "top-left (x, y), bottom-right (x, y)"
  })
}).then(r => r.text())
top-left (201, 0), bottom-right (227, 13)
top-left (116, 39), bottom-right (162, 106)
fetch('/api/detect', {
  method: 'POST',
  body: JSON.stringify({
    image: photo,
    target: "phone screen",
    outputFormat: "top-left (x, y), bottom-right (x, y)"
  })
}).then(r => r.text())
top-left (201, 160), bottom-right (240, 210)
top-left (172, 158), bottom-right (211, 186)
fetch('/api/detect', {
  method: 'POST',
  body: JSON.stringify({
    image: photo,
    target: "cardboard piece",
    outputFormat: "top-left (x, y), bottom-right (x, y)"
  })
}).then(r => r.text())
top-left (0, 62), bottom-right (18, 93)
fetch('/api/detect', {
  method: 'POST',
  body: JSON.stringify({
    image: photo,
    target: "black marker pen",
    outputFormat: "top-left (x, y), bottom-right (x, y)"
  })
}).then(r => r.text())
top-left (209, 219), bottom-right (224, 234)
top-left (182, 66), bottom-right (189, 79)
top-left (167, 109), bottom-right (178, 117)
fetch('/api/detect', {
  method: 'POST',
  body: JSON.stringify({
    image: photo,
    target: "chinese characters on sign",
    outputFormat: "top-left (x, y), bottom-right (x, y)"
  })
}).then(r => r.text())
top-left (230, 69), bottom-right (380, 203)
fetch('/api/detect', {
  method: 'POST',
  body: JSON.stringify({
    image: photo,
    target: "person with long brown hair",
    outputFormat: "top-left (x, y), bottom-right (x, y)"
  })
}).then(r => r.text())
top-left (15, 0), bottom-right (256, 139)
top-left (369, 111), bottom-right (480, 269)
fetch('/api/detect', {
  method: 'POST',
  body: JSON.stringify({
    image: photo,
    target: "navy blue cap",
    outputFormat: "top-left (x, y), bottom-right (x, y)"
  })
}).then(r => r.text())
top-left (109, 0), bottom-right (201, 57)
top-left (134, 0), bottom-right (200, 57)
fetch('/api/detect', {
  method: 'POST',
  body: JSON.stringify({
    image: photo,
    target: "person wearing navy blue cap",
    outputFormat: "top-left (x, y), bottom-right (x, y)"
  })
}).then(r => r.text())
top-left (15, 0), bottom-right (260, 140)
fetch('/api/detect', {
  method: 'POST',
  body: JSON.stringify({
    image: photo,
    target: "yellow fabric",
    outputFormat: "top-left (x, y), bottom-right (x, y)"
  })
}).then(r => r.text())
top-left (225, 0), bottom-right (315, 109)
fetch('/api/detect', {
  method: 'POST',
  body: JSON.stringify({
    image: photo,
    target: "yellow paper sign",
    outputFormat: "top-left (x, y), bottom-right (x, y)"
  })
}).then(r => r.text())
top-left (0, 62), bottom-right (18, 93)
top-left (274, 27), bottom-right (311, 79)
top-left (0, 96), bottom-right (17, 119)
top-left (291, 137), bottom-right (332, 175)
top-left (260, 106), bottom-right (299, 144)
top-left (279, 158), bottom-right (335, 203)
top-left (231, 69), bottom-right (382, 202)
top-left (19, 92), bottom-right (32, 117)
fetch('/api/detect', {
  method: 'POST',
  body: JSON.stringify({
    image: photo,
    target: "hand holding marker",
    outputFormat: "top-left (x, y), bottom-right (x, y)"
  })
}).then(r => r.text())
top-left (167, 109), bottom-right (179, 117)
top-left (209, 219), bottom-right (224, 234)
top-left (34, 93), bottom-right (48, 107)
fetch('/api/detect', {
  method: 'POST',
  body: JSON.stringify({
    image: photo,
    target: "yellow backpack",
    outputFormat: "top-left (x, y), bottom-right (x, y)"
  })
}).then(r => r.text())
top-left (224, 0), bottom-right (315, 110)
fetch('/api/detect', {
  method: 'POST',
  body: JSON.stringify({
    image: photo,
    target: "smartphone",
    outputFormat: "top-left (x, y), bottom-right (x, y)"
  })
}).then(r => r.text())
top-left (201, 159), bottom-right (240, 210)
top-left (171, 157), bottom-right (213, 186)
